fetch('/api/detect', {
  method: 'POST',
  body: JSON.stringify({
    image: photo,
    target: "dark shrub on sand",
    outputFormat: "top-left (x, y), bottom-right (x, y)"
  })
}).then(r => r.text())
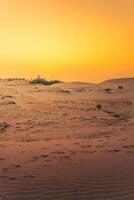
top-left (0, 122), bottom-right (10, 133)
top-left (7, 78), bottom-right (26, 81)
top-left (118, 86), bottom-right (123, 89)
top-left (96, 104), bottom-right (102, 110)
top-left (29, 76), bottom-right (62, 85)
top-left (105, 88), bottom-right (112, 93)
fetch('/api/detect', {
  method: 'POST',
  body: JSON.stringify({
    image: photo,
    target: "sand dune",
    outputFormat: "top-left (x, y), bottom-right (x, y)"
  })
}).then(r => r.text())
top-left (100, 77), bottom-right (134, 89)
top-left (0, 78), bottom-right (134, 200)
top-left (102, 77), bottom-right (134, 84)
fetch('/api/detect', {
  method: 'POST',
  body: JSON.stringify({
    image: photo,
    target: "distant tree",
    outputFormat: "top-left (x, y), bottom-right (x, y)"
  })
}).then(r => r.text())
top-left (29, 76), bottom-right (62, 85)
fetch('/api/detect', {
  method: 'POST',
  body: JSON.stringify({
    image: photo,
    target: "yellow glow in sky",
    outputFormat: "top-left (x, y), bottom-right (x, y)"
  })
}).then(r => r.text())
top-left (0, 0), bottom-right (134, 82)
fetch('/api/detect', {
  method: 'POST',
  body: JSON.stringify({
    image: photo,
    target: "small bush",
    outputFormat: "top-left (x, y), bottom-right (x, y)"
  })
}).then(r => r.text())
top-left (0, 122), bottom-right (9, 133)
top-left (29, 76), bottom-right (62, 85)
top-left (96, 104), bottom-right (102, 110)
top-left (7, 78), bottom-right (26, 81)
top-left (105, 88), bottom-right (112, 93)
top-left (118, 86), bottom-right (123, 90)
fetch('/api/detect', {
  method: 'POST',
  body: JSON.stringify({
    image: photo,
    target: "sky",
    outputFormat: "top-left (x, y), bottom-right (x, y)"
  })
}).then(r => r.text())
top-left (0, 0), bottom-right (134, 82)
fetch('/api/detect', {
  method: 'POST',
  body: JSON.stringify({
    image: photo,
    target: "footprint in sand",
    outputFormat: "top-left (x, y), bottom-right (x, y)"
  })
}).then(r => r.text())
top-left (122, 145), bottom-right (131, 149)
top-left (19, 151), bottom-right (25, 154)
top-left (0, 158), bottom-right (5, 161)
top-left (126, 150), bottom-right (133, 154)
top-left (107, 149), bottom-right (121, 153)
top-left (24, 175), bottom-right (35, 178)
top-left (119, 138), bottom-right (128, 142)
top-left (122, 145), bottom-right (134, 149)
top-left (81, 145), bottom-right (92, 149)
top-left (73, 142), bottom-right (80, 146)
top-left (80, 150), bottom-right (90, 154)
top-left (14, 164), bottom-right (21, 168)
top-left (9, 177), bottom-right (16, 181)
top-left (69, 150), bottom-right (77, 155)
top-left (2, 164), bottom-right (21, 173)
top-left (31, 156), bottom-right (40, 161)
top-left (2, 168), bottom-right (9, 173)
top-left (40, 154), bottom-right (49, 159)
top-left (60, 155), bottom-right (71, 160)
top-left (0, 175), bottom-right (7, 179)
top-left (90, 151), bottom-right (97, 154)
top-left (51, 150), bottom-right (65, 155)
top-left (96, 145), bottom-right (105, 148)
top-left (55, 144), bottom-right (60, 146)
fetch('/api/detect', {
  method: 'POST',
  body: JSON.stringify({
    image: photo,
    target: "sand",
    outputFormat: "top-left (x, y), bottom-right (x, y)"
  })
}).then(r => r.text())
top-left (0, 78), bottom-right (134, 200)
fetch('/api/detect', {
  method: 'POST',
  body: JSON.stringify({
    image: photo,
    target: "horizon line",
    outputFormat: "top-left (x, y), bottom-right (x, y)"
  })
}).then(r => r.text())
top-left (0, 75), bottom-right (134, 84)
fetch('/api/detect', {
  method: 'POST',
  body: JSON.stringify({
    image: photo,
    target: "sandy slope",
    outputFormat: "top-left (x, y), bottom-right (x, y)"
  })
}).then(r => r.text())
top-left (0, 78), bottom-right (134, 200)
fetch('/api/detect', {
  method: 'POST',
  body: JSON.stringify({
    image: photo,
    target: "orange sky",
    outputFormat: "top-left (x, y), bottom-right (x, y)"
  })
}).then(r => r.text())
top-left (0, 0), bottom-right (134, 82)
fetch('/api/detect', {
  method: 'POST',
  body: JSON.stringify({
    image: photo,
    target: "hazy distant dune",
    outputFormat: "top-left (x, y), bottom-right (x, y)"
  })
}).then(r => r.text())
top-left (101, 77), bottom-right (134, 85)
top-left (33, 77), bottom-right (134, 88)
top-left (55, 81), bottom-right (94, 87)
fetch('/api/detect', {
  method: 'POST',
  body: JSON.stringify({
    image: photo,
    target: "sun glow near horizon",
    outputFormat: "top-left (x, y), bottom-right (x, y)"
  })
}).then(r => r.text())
top-left (0, 0), bottom-right (134, 82)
